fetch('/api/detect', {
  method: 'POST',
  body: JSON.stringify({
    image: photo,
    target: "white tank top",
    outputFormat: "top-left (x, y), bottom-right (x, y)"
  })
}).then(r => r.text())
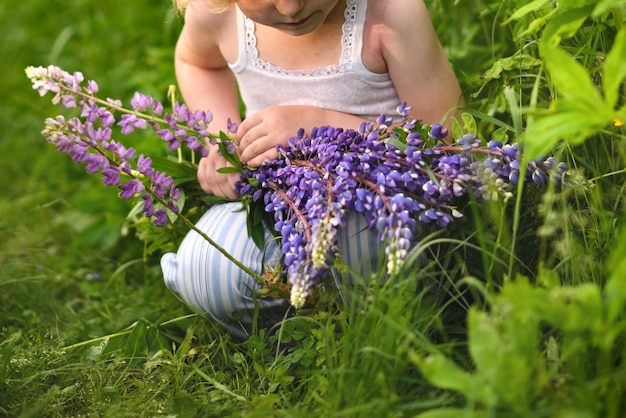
top-left (228, 0), bottom-right (401, 122)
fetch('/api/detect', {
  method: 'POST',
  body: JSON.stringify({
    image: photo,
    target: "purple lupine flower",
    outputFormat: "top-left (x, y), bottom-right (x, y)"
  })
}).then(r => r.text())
top-left (118, 114), bottom-right (148, 134)
top-left (172, 102), bottom-right (188, 122)
top-left (28, 65), bottom-right (572, 309)
top-left (396, 101), bottom-right (412, 118)
top-left (226, 118), bottom-right (238, 134)
top-left (141, 193), bottom-right (155, 217)
top-left (26, 65), bottom-right (237, 233)
top-left (85, 80), bottom-right (99, 94)
top-left (102, 167), bottom-right (121, 186)
top-left (84, 154), bottom-right (108, 174)
top-left (458, 133), bottom-right (479, 151)
top-left (136, 155), bottom-right (155, 177)
top-left (151, 172), bottom-right (174, 198)
top-left (234, 111), bottom-right (571, 306)
top-left (119, 179), bottom-right (145, 199)
top-left (169, 185), bottom-right (181, 201)
top-left (130, 92), bottom-right (153, 111)
top-left (153, 209), bottom-right (168, 227)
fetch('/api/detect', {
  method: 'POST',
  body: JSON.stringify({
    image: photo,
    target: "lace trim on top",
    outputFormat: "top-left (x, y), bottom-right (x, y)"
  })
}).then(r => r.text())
top-left (243, 0), bottom-right (358, 76)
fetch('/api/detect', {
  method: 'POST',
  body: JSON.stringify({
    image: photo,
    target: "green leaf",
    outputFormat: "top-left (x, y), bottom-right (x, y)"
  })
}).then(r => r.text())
top-left (150, 156), bottom-right (198, 179)
top-left (491, 126), bottom-right (510, 143)
top-left (481, 60), bottom-right (504, 81)
top-left (408, 350), bottom-right (475, 395)
top-left (451, 117), bottom-right (464, 140)
top-left (546, 284), bottom-right (603, 332)
top-left (391, 126), bottom-right (409, 145)
top-left (387, 137), bottom-right (407, 152)
top-left (504, 87), bottom-right (523, 137)
top-left (171, 390), bottom-right (199, 418)
top-left (457, 107), bottom-right (514, 133)
top-left (467, 309), bottom-right (536, 409)
top-left (175, 327), bottom-right (194, 360)
top-left (593, 0), bottom-right (626, 16)
top-left (219, 130), bottom-right (234, 141)
top-left (603, 27), bottom-right (626, 110)
top-left (480, 54), bottom-right (542, 82)
top-left (461, 112), bottom-right (477, 135)
top-left (127, 198), bottom-right (146, 220)
top-left (469, 279), bottom-right (550, 410)
top-left (537, 263), bottom-right (561, 290)
top-left (216, 166), bottom-right (242, 174)
top-left (217, 131), bottom-right (244, 170)
top-left (122, 318), bottom-right (168, 358)
top-left (505, 0), bottom-right (559, 38)
top-left (246, 199), bottom-right (272, 250)
top-left (522, 108), bottom-right (598, 160)
top-left (522, 37), bottom-right (618, 159)
top-left (541, 44), bottom-right (605, 108)
top-left (540, 5), bottom-right (594, 46)
top-left (166, 188), bottom-right (186, 223)
top-left (249, 222), bottom-right (266, 251)
top-left (246, 176), bottom-right (260, 187)
top-left (505, 0), bottom-right (551, 23)
top-left (201, 195), bottom-right (233, 205)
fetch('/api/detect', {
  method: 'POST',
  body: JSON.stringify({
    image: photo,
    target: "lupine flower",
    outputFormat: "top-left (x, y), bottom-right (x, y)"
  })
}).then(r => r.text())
top-left (27, 65), bottom-right (572, 309)
top-left (236, 110), bottom-right (571, 307)
top-left (25, 65), bottom-right (224, 227)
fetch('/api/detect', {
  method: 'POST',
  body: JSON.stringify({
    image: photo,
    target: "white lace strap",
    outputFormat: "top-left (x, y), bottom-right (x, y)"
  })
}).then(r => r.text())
top-left (242, 12), bottom-right (260, 63)
top-left (341, 0), bottom-right (359, 66)
top-left (229, 6), bottom-right (249, 74)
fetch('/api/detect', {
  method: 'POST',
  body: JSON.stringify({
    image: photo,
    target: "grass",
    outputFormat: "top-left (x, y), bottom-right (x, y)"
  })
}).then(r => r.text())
top-left (2, 0), bottom-right (625, 416)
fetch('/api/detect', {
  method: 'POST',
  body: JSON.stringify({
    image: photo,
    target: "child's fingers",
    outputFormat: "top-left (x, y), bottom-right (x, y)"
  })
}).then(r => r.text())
top-left (197, 156), bottom-right (214, 193)
top-left (215, 175), bottom-right (239, 200)
top-left (197, 155), bottom-right (240, 199)
top-left (238, 126), bottom-right (267, 151)
top-left (245, 148), bottom-right (279, 168)
top-left (239, 134), bottom-right (274, 163)
top-left (236, 114), bottom-right (264, 147)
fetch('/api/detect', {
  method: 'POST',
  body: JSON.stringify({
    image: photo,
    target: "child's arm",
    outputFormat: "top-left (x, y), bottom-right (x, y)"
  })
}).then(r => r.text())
top-left (174, 5), bottom-right (242, 198)
top-left (375, 0), bottom-right (463, 127)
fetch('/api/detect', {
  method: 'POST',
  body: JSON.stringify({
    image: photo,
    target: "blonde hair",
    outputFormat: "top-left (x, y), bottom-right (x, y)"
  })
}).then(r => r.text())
top-left (173, 0), bottom-right (234, 11)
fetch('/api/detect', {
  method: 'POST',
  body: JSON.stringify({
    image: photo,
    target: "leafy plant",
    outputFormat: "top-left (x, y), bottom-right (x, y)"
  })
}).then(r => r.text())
top-left (412, 230), bottom-right (626, 416)
top-left (522, 17), bottom-right (626, 159)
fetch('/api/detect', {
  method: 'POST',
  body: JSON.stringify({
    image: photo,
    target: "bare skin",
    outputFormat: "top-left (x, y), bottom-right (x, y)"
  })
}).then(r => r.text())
top-left (175, 0), bottom-right (463, 198)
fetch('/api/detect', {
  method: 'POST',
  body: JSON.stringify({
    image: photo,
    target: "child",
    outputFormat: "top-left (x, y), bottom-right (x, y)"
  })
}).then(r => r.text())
top-left (160, 0), bottom-right (463, 339)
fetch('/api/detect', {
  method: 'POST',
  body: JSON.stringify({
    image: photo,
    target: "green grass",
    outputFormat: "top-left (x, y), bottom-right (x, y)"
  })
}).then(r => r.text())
top-left (2, 0), bottom-right (626, 416)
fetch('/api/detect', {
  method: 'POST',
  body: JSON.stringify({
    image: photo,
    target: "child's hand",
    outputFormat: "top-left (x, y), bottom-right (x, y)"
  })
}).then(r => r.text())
top-left (236, 105), bottom-right (317, 167)
top-left (197, 148), bottom-right (240, 199)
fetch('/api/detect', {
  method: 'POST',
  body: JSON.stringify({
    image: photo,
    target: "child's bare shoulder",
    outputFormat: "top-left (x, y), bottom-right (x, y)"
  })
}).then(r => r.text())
top-left (367, 0), bottom-right (431, 30)
top-left (183, 3), bottom-right (236, 35)
top-left (179, 4), bottom-right (238, 63)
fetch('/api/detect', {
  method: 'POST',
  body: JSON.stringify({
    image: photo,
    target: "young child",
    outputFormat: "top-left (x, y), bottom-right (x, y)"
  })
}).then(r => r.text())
top-left (160, 0), bottom-right (463, 339)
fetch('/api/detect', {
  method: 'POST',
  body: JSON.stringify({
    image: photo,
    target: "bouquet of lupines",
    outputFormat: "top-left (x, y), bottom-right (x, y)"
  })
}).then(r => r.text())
top-left (26, 65), bottom-right (569, 308)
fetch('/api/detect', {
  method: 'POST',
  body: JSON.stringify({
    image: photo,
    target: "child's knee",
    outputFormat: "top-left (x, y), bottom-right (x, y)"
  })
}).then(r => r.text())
top-left (160, 245), bottom-right (229, 318)
top-left (160, 248), bottom-right (287, 338)
top-left (161, 252), bottom-right (181, 295)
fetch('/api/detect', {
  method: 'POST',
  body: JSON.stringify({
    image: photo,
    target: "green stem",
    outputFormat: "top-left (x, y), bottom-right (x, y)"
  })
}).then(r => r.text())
top-left (63, 330), bottom-right (132, 350)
